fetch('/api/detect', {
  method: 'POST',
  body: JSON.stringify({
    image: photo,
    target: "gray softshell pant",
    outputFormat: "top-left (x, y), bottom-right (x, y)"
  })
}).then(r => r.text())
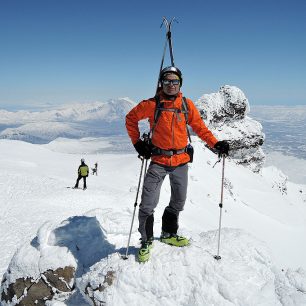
top-left (138, 162), bottom-right (188, 241)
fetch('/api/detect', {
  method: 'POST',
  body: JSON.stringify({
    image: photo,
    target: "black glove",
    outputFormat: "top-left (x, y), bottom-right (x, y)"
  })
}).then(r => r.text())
top-left (214, 140), bottom-right (230, 157)
top-left (134, 139), bottom-right (151, 159)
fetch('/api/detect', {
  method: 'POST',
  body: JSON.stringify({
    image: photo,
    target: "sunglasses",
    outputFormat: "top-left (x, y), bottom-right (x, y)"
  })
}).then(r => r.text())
top-left (162, 79), bottom-right (180, 86)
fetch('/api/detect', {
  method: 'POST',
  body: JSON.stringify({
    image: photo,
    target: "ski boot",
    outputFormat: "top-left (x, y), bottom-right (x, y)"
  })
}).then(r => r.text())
top-left (138, 238), bottom-right (153, 263)
top-left (160, 231), bottom-right (189, 247)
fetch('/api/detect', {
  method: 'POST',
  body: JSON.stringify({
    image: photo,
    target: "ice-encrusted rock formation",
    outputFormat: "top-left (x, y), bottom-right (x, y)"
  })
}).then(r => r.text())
top-left (0, 215), bottom-right (115, 306)
top-left (196, 85), bottom-right (265, 172)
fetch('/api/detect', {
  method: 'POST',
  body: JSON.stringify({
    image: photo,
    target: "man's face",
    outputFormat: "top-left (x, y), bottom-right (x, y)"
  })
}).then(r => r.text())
top-left (162, 73), bottom-right (180, 96)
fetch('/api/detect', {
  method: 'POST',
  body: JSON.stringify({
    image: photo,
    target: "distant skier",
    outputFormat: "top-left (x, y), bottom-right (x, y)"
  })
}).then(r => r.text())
top-left (126, 66), bottom-right (229, 262)
top-left (91, 162), bottom-right (98, 176)
top-left (74, 158), bottom-right (89, 190)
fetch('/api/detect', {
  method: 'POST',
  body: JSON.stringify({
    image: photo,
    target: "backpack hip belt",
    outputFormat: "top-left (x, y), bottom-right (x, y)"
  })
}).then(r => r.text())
top-left (151, 146), bottom-right (187, 156)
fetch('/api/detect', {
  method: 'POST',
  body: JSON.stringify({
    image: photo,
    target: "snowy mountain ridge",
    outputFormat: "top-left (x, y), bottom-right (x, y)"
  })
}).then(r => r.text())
top-left (0, 98), bottom-right (136, 125)
top-left (0, 98), bottom-right (136, 143)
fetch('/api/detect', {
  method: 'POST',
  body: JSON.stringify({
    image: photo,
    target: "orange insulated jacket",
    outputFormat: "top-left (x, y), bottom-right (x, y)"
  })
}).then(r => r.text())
top-left (126, 92), bottom-right (218, 166)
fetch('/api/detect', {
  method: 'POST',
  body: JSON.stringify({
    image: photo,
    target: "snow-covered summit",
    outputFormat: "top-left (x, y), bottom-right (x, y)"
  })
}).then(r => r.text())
top-left (0, 137), bottom-right (306, 305)
top-left (3, 213), bottom-right (306, 305)
top-left (196, 85), bottom-right (265, 172)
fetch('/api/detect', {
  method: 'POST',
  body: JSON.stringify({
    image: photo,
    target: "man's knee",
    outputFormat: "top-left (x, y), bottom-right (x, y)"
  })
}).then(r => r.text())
top-left (139, 204), bottom-right (154, 217)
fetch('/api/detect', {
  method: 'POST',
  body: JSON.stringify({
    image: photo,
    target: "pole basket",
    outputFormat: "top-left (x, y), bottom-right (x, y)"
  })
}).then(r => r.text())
top-left (214, 255), bottom-right (221, 260)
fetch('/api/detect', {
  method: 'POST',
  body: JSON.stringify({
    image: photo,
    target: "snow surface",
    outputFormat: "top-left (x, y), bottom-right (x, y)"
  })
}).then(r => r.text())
top-left (264, 151), bottom-right (306, 185)
top-left (1, 137), bottom-right (306, 305)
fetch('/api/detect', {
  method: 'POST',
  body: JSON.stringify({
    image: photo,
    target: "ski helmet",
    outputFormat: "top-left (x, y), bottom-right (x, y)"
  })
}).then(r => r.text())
top-left (81, 158), bottom-right (85, 163)
top-left (159, 66), bottom-right (183, 86)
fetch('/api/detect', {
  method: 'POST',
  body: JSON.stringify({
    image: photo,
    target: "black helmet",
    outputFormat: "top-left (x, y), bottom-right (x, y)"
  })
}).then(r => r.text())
top-left (159, 66), bottom-right (183, 86)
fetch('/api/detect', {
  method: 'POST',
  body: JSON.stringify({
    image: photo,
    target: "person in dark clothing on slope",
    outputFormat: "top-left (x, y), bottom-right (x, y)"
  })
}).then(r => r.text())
top-left (92, 162), bottom-right (98, 175)
top-left (74, 158), bottom-right (89, 190)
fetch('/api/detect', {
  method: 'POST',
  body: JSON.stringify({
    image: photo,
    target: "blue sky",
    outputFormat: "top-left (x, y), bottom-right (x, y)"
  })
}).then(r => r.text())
top-left (0, 0), bottom-right (305, 110)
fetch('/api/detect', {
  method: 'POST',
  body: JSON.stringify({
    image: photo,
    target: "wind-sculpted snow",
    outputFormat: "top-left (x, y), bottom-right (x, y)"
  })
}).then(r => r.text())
top-left (78, 227), bottom-right (306, 306)
top-left (2, 210), bottom-right (306, 305)
top-left (196, 85), bottom-right (265, 172)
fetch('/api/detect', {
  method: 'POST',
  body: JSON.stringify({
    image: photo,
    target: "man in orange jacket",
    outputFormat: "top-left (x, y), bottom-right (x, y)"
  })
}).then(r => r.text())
top-left (126, 66), bottom-right (229, 262)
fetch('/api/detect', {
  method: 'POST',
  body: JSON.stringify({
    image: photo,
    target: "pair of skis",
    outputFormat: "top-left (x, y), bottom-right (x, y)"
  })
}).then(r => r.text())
top-left (155, 17), bottom-right (178, 93)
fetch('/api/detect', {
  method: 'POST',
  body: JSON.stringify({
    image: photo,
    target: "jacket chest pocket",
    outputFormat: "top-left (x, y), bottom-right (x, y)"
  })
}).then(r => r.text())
top-left (175, 112), bottom-right (187, 132)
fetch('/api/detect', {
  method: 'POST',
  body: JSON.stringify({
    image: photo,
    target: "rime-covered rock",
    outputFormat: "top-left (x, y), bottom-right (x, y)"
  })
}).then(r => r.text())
top-left (196, 85), bottom-right (265, 172)
top-left (0, 221), bottom-right (77, 305)
top-left (1, 267), bottom-right (75, 306)
top-left (0, 215), bottom-right (115, 306)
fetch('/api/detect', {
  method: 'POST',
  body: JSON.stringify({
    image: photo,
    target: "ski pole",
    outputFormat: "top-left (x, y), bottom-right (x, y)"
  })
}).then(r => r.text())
top-left (214, 155), bottom-right (226, 260)
top-left (122, 156), bottom-right (146, 259)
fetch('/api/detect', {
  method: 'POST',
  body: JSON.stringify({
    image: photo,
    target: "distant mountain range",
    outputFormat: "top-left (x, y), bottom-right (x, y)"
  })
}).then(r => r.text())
top-left (0, 98), bottom-right (136, 143)
top-left (1, 96), bottom-right (306, 162)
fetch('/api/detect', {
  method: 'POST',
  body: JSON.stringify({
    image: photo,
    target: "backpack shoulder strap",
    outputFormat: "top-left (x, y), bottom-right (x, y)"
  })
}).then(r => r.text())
top-left (181, 97), bottom-right (189, 123)
top-left (150, 95), bottom-right (163, 137)
top-left (182, 97), bottom-right (192, 143)
top-left (154, 95), bottom-right (163, 123)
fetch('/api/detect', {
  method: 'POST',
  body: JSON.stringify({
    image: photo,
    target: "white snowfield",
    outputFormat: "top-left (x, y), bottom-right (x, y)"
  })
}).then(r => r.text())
top-left (0, 137), bottom-right (306, 305)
